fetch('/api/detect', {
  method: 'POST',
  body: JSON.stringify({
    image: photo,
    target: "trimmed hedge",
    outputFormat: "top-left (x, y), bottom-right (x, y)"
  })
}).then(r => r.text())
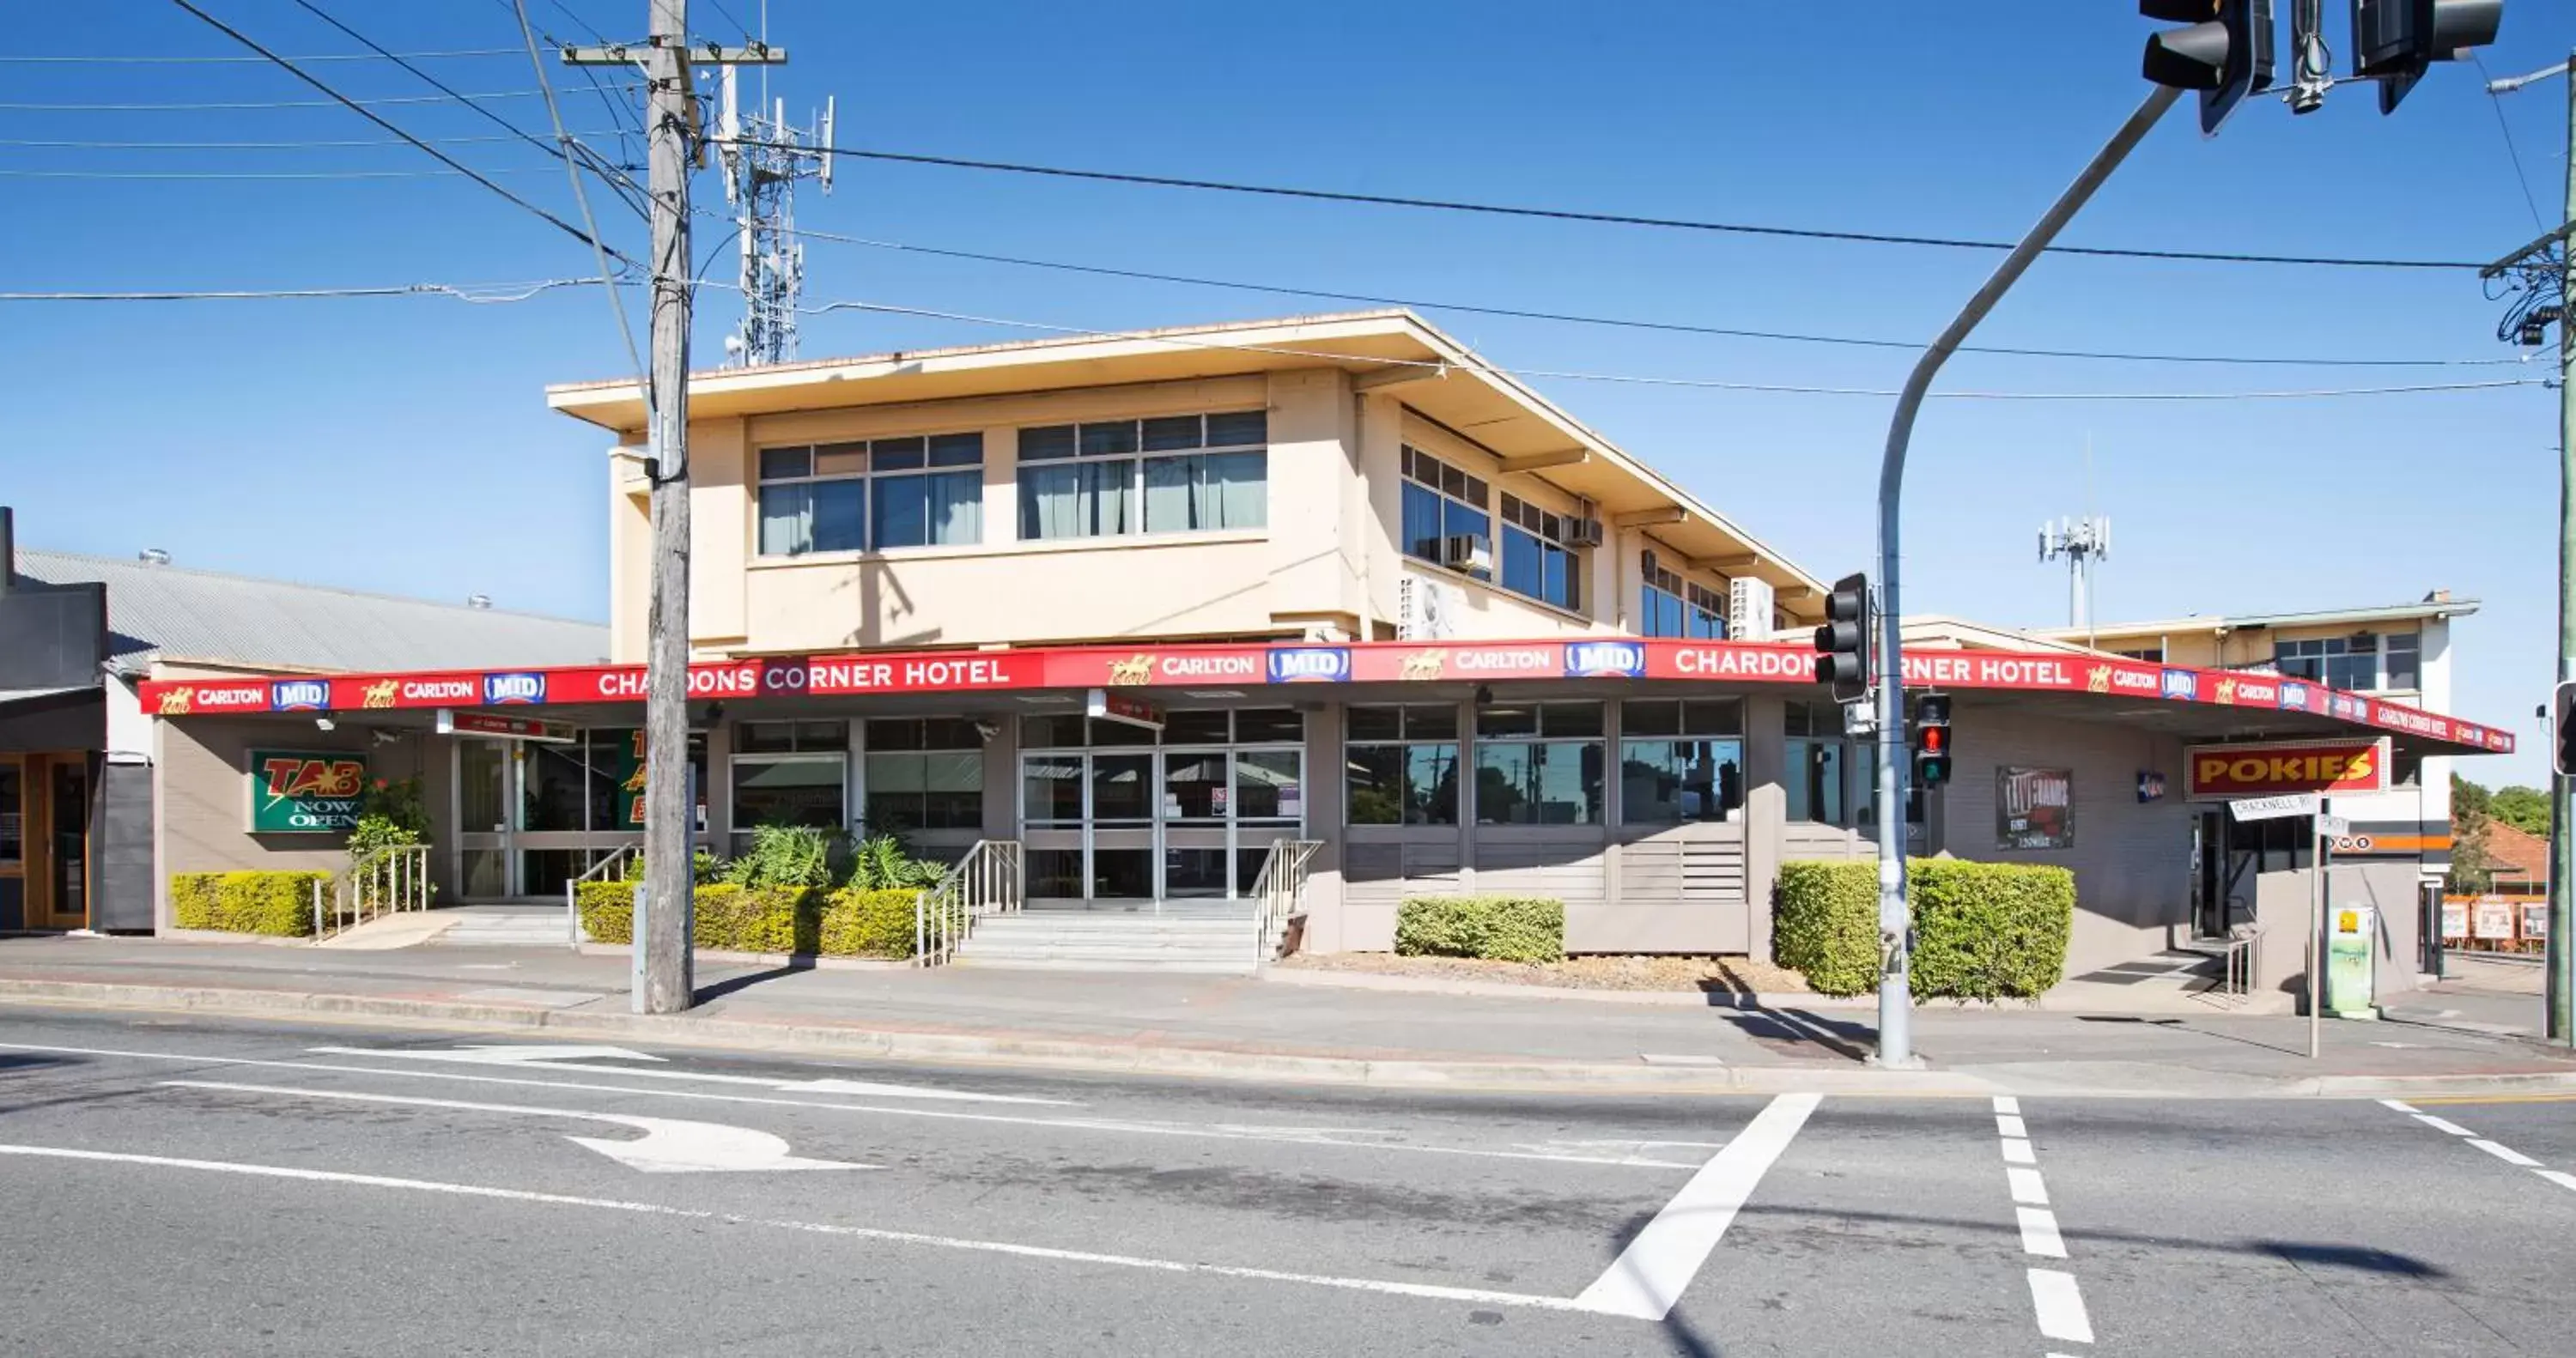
top-left (1394, 894), bottom-right (1565, 964)
top-left (171, 870), bottom-right (334, 937)
top-left (1772, 858), bottom-right (2075, 1000)
top-left (575, 880), bottom-right (927, 959)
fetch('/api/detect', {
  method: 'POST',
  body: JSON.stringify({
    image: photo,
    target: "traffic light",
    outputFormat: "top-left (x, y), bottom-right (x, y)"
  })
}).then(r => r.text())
top-left (1914, 692), bottom-right (1954, 789)
top-left (2141, 1), bottom-right (2277, 135)
top-left (2353, 1), bottom-right (2506, 114)
top-left (1812, 573), bottom-right (1873, 706)
top-left (2555, 680), bottom-right (2576, 779)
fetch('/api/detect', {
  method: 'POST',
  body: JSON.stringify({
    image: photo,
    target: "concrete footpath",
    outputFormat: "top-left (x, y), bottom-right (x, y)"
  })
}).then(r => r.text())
top-left (1, 934), bottom-right (2569, 1099)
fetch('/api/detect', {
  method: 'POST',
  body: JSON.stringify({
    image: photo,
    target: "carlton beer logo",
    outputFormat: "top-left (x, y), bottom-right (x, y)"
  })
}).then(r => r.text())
top-left (259, 755), bottom-right (366, 804)
top-left (1398, 651), bottom-right (1447, 681)
top-left (1106, 655), bottom-right (1154, 686)
top-left (1266, 646), bottom-right (1351, 683)
top-left (270, 680), bottom-right (331, 712)
top-left (483, 671), bottom-right (546, 705)
top-left (2185, 739), bottom-right (2388, 798)
top-left (2213, 676), bottom-right (2239, 706)
top-left (2085, 664), bottom-right (2112, 694)
top-left (361, 680), bottom-right (400, 709)
top-left (1564, 640), bottom-right (1647, 679)
top-left (157, 688), bottom-right (195, 716)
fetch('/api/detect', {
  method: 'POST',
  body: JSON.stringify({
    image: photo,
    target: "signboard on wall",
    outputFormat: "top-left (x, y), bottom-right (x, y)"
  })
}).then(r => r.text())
top-left (1996, 767), bottom-right (2073, 851)
top-left (247, 749), bottom-right (366, 834)
top-left (2184, 738), bottom-right (2389, 801)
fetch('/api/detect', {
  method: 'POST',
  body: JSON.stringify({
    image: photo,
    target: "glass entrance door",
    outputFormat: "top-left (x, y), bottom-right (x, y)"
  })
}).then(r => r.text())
top-left (40, 759), bottom-right (88, 930)
top-left (454, 737), bottom-right (515, 900)
top-left (1018, 709), bottom-right (1306, 906)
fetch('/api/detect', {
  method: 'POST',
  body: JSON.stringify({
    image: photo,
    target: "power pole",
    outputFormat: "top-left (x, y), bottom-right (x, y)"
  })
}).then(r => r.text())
top-left (567, 6), bottom-right (785, 1015)
top-left (2480, 50), bottom-right (2575, 1047)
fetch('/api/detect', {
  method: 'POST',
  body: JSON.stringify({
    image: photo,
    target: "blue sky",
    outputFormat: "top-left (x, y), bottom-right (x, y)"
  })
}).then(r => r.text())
top-left (2, 3), bottom-right (2565, 782)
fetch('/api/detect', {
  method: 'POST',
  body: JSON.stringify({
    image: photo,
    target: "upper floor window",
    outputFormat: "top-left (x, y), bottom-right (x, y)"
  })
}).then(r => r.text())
top-left (1400, 446), bottom-right (1492, 579)
top-left (1498, 492), bottom-right (1582, 612)
top-left (1641, 552), bottom-right (1727, 640)
top-left (756, 433), bottom-right (983, 557)
top-left (2114, 647), bottom-right (2163, 663)
top-left (1018, 410), bottom-right (1268, 541)
top-left (2275, 633), bottom-right (2418, 692)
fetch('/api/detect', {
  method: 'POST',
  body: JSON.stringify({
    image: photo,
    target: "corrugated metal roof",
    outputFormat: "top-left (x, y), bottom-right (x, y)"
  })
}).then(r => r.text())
top-left (11, 550), bottom-right (608, 673)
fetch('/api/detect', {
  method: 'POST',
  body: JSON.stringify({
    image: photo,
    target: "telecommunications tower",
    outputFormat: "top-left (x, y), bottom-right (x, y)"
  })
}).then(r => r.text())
top-left (714, 67), bottom-right (833, 367)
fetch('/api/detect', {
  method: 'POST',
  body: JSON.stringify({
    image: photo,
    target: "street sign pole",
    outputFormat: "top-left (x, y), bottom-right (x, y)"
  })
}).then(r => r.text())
top-left (2311, 797), bottom-right (2330, 1060)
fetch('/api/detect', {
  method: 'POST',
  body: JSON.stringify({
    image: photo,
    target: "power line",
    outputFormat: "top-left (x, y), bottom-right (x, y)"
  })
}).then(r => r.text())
top-left (0, 88), bottom-right (627, 112)
top-left (0, 48), bottom-right (520, 64)
top-left (0, 133), bottom-right (625, 149)
top-left (798, 297), bottom-right (2550, 402)
top-left (0, 281), bottom-right (588, 301)
top-left (714, 136), bottom-right (2490, 272)
top-left (513, 0), bottom-right (647, 416)
top-left (2473, 54), bottom-right (2550, 233)
top-left (165, 0), bottom-right (635, 268)
top-left (0, 167), bottom-right (584, 179)
top-left (782, 224), bottom-right (2538, 369)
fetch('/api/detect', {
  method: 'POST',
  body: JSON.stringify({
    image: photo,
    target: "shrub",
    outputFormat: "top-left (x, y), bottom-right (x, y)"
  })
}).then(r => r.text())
top-left (845, 833), bottom-right (945, 890)
top-left (1771, 858), bottom-right (2077, 1000)
top-left (1394, 895), bottom-right (1564, 964)
top-left (721, 825), bottom-right (836, 890)
top-left (1907, 859), bottom-right (2075, 1001)
top-left (1772, 861), bottom-right (1881, 997)
top-left (574, 879), bottom-right (927, 959)
top-left (170, 870), bottom-right (334, 937)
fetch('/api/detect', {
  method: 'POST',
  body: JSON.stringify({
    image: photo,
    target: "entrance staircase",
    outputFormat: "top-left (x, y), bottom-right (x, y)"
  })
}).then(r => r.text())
top-left (933, 839), bottom-right (1320, 975)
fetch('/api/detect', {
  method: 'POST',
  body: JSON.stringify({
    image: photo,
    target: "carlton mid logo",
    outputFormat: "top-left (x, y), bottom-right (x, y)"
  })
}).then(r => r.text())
top-left (483, 672), bottom-right (546, 705)
top-left (2278, 682), bottom-right (2312, 711)
top-left (1267, 647), bottom-right (1351, 683)
top-left (1398, 651), bottom-right (1447, 681)
top-left (270, 680), bottom-right (331, 712)
top-left (361, 680), bottom-right (400, 709)
top-left (1564, 641), bottom-right (1646, 678)
top-left (2330, 693), bottom-right (2369, 722)
top-left (2160, 669), bottom-right (2197, 700)
top-left (1106, 655), bottom-right (1154, 686)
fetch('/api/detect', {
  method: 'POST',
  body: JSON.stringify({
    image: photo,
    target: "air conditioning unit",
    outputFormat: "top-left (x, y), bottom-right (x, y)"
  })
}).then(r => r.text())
top-left (1397, 572), bottom-right (1458, 640)
top-left (1441, 534), bottom-right (1494, 575)
top-left (1728, 576), bottom-right (1776, 643)
top-left (1564, 518), bottom-right (1605, 549)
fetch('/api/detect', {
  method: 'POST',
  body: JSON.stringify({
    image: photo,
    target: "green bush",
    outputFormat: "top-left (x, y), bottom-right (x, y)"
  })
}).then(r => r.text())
top-left (1771, 862), bottom-right (1882, 997)
top-left (1908, 859), bottom-right (2075, 1002)
top-left (574, 879), bottom-right (927, 959)
top-left (721, 825), bottom-right (837, 890)
top-left (1771, 858), bottom-right (2076, 1000)
top-left (1394, 895), bottom-right (1564, 963)
top-left (170, 870), bottom-right (334, 937)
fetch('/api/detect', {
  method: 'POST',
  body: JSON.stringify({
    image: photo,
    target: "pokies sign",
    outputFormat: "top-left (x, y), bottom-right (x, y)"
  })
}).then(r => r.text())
top-left (2184, 738), bottom-right (2389, 801)
top-left (249, 749), bottom-right (368, 834)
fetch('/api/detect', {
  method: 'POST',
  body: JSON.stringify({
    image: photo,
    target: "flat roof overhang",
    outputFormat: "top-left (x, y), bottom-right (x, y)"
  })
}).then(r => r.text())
top-left (137, 638), bottom-right (2516, 759)
top-left (544, 309), bottom-right (1829, 614)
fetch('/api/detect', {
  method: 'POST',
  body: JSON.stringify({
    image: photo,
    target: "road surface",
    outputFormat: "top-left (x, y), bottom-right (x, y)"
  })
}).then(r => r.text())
top-left (1, 1004), bottom-right (2568, 1355)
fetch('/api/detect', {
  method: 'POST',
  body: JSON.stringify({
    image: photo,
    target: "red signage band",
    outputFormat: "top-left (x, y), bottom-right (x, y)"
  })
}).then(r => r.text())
top-left (135, 636), bottom-right (2513, 755)
top-left (2183, 738), bottom-right (2391, 799)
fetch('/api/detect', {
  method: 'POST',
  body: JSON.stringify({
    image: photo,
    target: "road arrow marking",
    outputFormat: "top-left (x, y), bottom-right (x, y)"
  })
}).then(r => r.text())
top-left (308, 1046), bottom-right (1073, 1105)
top-left (164, 1081), bottom-right (866, 1173)
top-left (1571, 1092), bottom-right (1820, 1320)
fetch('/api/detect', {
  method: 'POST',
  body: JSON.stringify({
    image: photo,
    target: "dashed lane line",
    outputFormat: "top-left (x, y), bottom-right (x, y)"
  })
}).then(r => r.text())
top-left (1996, 1095), bottom-right (2095, 1350)
top-left (2379, 1099), bottom-right (2576, 1197)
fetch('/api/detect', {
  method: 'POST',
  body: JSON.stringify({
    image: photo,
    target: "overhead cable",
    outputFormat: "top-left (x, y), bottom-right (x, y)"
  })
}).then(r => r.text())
top-left (0, 88), bottom-right (623, 111)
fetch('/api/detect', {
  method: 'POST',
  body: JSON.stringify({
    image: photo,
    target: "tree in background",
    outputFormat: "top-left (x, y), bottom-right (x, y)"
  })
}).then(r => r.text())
top-left (2449, 773), bottom-right (2496, 895)
top-left (2489, 785), bottom-right (2550, 836)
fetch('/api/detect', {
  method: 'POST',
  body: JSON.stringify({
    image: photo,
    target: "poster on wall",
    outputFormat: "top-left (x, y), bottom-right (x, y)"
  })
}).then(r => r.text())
top-left (248, 749), bottom-right (367, 834)
top-left (2441, 900), bottom-right (2470, 940)
top-left (2521, 901), bottom-right (2549, 945)
top-left (2474, 897), bottom-right (2516, 941)
top-left (1996, 767), bottom-right (2074, 851)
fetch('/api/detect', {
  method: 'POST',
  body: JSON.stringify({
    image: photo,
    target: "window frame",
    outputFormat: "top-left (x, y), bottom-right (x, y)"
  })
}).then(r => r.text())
top-left (1640, 551), bottom-right (1728, 640)
top-left (1017, 410), bottom-right (1269, 543)
top-left (754, 433), bottom-right (985, 557)
top-left (1344, 702), bottom-right (1462, 827)
top-left (1497, 492), bottom-right (1583, 613)
top-left (1471, 701), bottom-right (1606, 826)
top-left (1399, 445), bottom-right (1493, 581)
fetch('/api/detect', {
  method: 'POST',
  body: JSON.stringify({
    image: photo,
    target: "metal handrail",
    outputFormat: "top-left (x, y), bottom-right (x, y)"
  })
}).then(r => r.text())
top-left (321, 843), bottom-right (431, 941)
top-left (2216, 925), bottom-right (2263, 1003)
top-left (566, 843), bottom-right (641, 950)
top-left (915, 840), bottom-right (1023, 967)
top-left (1249, 839), bottom-right (1322, 967)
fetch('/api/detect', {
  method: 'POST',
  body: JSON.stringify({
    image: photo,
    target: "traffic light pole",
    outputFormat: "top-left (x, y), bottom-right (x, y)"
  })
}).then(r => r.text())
top-left (2555, 50), bottom-right (2574, 1049)
top-left (1870, 84), bottom-right (2181, 1068)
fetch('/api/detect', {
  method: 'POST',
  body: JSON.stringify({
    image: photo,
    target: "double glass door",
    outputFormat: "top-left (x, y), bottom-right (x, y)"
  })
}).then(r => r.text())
top-left (1019, 743), bottom-right (1303, 905)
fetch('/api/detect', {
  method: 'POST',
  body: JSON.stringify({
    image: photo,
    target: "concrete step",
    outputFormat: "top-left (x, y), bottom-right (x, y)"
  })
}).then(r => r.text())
top-left (954, 957), bottom-right (1255, 974)
top-left (973, 918), bottom-right (1249, 937)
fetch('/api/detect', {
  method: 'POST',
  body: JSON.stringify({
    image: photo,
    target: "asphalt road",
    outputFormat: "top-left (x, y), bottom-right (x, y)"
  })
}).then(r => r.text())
top-left (2, 1005), bottom-right (2570, 1356)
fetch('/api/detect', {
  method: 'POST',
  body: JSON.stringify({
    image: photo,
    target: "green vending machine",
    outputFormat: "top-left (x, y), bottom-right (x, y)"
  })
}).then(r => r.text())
top-left (2327, 904), bottom-right (2379, 1019)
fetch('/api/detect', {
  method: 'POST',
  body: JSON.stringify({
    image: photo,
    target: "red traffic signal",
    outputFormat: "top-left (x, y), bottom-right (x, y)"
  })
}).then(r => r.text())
top-left (1913, 692), bottom-right (1953, 788)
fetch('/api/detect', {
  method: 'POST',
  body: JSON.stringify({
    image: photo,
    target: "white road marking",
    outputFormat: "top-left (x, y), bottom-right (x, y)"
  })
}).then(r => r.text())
top-left (0, 1143), bottom-right (1601, 1313)
top-left (2026, 1269), bottom-right (2094, 1343)
top-left (0, 1040), bottom-right (1681, 1171)
top-left (2378, 1099), bottom-right (2420, 1113)
top-left (1992, 1096), bottom-right (2020, 1115)
top-left (162, 1081), bottom-right (865, 1173)
top-left (1570, 1092), bottom-right (1821, 1321)
top-left (2006, 1167), bottom-right (2050, 1207)
top-left (307, 1046), bottom-right (1074, 1106)
top-left (2001, 1138), bottom-right (2036, 1165)
top-left (2468, 1139), bottom-right (2543, 1167)
top-left (2413, 1114), bottom-right (2475, 1137)
top-left (2538, 1170), bottom-right (2576, 1194)
top-left (2016, 1207), bottom-right (2067, 1258)
top-left (1996, 1114), bottom-right (2028, 1139)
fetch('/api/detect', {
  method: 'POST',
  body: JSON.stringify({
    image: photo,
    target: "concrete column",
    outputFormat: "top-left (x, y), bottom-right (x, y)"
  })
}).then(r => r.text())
top-left (1455, 697), bottom-right (1477, 894)
top-left (1302, 702), bottom-right (1346, 953)
top-left (1743, 694), bottom-right (1788, 961)
top-left (981, 423), bottom-right (1018, 549)
top-left (981, 717), bottom-right (1019, 840)
top-left (689, 417), bottom-right (750, 647)
top-left (1356, 394), bottom-right (1406, 634)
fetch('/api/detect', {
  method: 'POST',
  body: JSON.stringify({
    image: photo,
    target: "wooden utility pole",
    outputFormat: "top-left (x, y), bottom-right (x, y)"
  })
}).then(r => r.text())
top-left (568, 6), bottom-right (784, 1015)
